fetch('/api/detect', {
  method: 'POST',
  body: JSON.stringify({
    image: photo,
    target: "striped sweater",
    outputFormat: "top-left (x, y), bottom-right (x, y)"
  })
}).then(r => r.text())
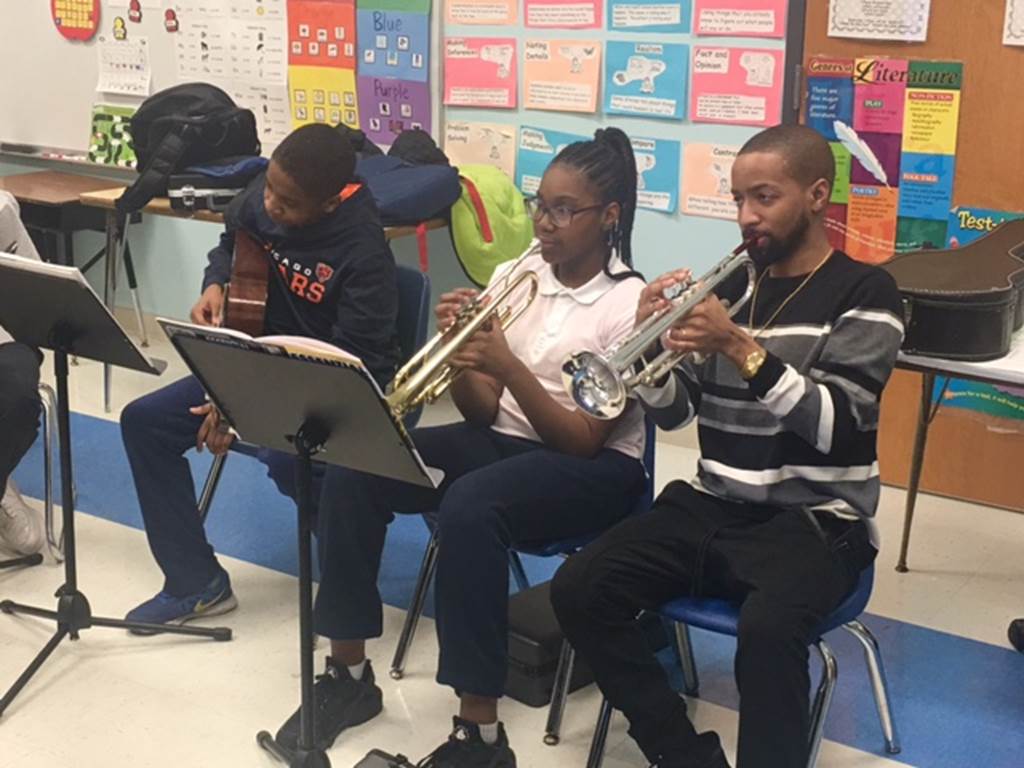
top-left (638, 250), bottom-right (904, 545)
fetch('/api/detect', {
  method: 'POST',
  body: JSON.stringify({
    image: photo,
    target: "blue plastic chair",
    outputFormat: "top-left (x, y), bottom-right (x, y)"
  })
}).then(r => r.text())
top-left (388, 419), bottom-right (657, 747)
top-left (585, 565), bottom-right (901, 768)
top-left (196, 264), bottom-right (432, 520)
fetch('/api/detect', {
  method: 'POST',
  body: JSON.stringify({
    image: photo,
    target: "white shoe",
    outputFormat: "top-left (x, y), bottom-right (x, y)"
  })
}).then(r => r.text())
top-left (0, 479), bottom-right (44, 555)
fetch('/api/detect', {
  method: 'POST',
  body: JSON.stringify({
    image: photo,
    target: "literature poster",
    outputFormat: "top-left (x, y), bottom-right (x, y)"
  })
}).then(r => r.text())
top-left (516, 125), bottom-right (588, 194)
top-left (444, 121), bottom-right (516, 178)
top-left (693, 0), bottom-right (787, 38)
top-left (845, 184), bottom-right (898, 263)
top-left (604, 41), bottom-right (688, 120)
top-left (680, 142), bottom-right (740, 220)
top-left (524, 0), bottom-right (602, 28)
top-left (852, 57), bottom-right (907, 135)
top-left (805, 57), bottom-right (854, 141)
top-left (523, 39), bottom-right (602, 113)
top-left (356, 76), bottom-right (431, 145)
top-left (690, 46), bottom-right (783, 126)
top-left (444, 37), bottom-right (517, 108)
top-left (631, 136), bottom-right (681, 212)
top-left (607, 0), bottom-right (691, 33)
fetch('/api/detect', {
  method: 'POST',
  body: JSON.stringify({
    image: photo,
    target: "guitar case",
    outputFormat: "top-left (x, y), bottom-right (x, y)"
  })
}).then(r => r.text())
top-left (882, 219), bottom-right (1024, 361)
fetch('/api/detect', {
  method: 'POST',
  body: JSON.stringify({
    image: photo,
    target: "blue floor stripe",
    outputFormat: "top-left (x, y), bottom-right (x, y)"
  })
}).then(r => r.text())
top-left (11, 411), bottom-right (1024, 768)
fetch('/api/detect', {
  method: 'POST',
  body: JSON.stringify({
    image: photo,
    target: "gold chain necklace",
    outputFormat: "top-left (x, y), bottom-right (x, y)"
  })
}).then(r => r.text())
top-left (748, 249), bottom-right (833, 338)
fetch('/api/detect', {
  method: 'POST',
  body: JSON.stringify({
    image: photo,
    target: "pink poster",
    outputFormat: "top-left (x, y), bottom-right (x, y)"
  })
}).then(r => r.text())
top-left (693, 0), bottom-right (788, 38)
top-left (690, 46), bottom-right (783, 127)
top-left (444, 37), bottom-right (517, 108)
top-left (524, 0), bottom-right (602, 29)
top-left (852, 58), bottom-right (908, 135)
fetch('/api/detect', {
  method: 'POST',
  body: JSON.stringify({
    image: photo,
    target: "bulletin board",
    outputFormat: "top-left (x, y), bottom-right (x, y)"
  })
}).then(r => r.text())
top-left (439, 0), bottom-right (806, 281)
top-left (803, 0), bottom-right (1024, 511)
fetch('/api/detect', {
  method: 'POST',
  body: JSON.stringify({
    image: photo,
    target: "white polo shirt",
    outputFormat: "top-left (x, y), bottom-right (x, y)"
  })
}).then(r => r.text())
top-left (488, 241), bottom-right (647, 460)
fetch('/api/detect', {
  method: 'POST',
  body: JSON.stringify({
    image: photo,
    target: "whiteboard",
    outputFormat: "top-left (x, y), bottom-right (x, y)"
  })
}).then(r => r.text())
top-left (0, 2), bottom-right (182, 155)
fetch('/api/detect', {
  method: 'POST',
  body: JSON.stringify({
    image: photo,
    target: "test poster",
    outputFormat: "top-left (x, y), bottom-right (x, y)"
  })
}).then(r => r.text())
top-left (524, 0), bottom-right (602, 28)
top-left (444, 38), bottom-right (517, 108)
top-left (523, 39), bottom-right (602, 113)
top-left (690, 46), bottom-right (783, 126)
top-left (287, 0), bottom-right (357, 70)
top-left (516, 125), bottom-right (588, 194)
top-left (681, 142), bottom-right (740, 220)
top-left (607, 0), bottom-right (690, 33)
top-left (693, 0), bottom-right (787, 37)
top-left (289, 65), bottom-right (360, 129)
top-left (356, 5), bottom-right (430, 82)
top-left (357, 76), bottom-right (432, 145)
top-left (444, 121), bottom-right (517, 179)
top-left (631, 136), bottom-right (681, 213)
top-left (827, 0), bottom-right (931, 42)
top-left (604, 41), bottom-right (688, 120)
top-left (446, 0), bottom-right (516, 25)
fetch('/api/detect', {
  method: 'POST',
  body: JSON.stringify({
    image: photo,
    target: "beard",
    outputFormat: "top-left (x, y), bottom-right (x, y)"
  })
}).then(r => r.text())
top-left (746, 213), bottom-right (811, 269)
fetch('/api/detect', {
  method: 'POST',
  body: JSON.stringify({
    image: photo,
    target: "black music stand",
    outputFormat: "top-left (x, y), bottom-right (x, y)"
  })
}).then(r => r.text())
top-left (0, 256), bottom-right (232, 721)
top-left (0, 554), bottom-right (44, 572)
top-left (160, 319), bottom-right (438, 768)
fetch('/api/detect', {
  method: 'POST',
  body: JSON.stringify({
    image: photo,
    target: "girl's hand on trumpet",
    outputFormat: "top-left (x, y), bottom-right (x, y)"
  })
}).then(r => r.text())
top-left (434, 288), bottom-right (482, 332)
top-left (635, 268), bottom-right (692, 326)
top-left (449, 322), bottom-right (520, 382)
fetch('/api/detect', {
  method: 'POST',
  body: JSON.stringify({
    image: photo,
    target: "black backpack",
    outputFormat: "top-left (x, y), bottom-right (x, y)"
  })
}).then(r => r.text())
top-left (116, 83), bottom-right (261, 215)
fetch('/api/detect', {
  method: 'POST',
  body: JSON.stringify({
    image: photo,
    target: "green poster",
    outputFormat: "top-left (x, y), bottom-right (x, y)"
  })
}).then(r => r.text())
top-left (896, 217), bottom-right (947, 252)
top-left (87, 104), bottom-right (137, 169)
top-left (908, 60), bottom-right (963, 91)
top-left (830, 142), bottom-right (851, 204)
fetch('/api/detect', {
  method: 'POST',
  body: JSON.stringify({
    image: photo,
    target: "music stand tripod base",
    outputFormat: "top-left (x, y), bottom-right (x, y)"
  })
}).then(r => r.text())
top-left (0, 554), bottom-right (44, 571)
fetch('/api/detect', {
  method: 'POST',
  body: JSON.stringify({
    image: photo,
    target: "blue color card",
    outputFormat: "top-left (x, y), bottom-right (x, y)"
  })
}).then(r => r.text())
top-left (631, 135), bottom-right (681, 212)
top-left (356, 8), bottom-right (430, 83)
top-left (607, 0), bottom-right (692, 33)
top-left (516, 125), bottom-right (589, 195)
top-left (898, 152), bottom-right (955, 221)
top-left (605, 41), bottom-right (688, 121)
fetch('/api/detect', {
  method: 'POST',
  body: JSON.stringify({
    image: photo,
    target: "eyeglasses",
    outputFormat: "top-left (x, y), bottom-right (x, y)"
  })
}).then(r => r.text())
top-left (526, 196), bottom-right (604, 228)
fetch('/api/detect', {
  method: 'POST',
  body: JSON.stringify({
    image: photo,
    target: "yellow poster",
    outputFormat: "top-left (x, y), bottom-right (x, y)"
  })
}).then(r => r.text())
top-left (902, 89), bottom-right (960, 155)
top-left (289, 65), bottom-right (359, 130)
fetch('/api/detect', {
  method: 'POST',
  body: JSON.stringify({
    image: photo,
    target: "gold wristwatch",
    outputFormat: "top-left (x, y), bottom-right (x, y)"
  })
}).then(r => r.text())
top-left (739, 348), bottom-right (767, 381)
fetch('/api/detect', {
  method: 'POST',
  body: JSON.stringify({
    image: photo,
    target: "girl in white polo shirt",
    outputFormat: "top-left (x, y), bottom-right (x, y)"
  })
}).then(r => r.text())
top-left (275, 128), bottom-right (647, 768)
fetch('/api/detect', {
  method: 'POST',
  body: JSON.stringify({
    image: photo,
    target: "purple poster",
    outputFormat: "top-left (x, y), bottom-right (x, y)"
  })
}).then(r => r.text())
top-left (357, 76), bottom-right (432, 146)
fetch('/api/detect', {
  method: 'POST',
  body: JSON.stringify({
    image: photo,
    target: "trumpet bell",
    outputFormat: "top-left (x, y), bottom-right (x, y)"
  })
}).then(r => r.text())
top-left (561, 351), bottom-right (627, 420)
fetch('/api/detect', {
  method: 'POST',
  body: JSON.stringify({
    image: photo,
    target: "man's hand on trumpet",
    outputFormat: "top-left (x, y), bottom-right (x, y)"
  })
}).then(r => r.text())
top-left (662, 294), bottom-right (762, 370)
top-left (635, 268), bottom-right (691, 326)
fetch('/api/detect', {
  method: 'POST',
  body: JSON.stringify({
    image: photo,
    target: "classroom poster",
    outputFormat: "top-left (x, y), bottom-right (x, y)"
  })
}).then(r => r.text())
top-left (53, 0), bottom-right (100, 41)
top-left (287, 0), bottom-right (357, 69)
top-left (631, 136), bottom-right (680, 212)
top-left (523, 39), bottom-right (602, 113)
top-left (444, 38), bottom-right (517, 108)
top-left (607, 0), bottom-right (691, 33)
top-left (230, 82), bottom-right (292, 147)
top-left (830, 142), bottom-right (851, 204)
top-left (680, 143), bottom-right (739, 220)
top-left (1005, 0), bottom-right (1024, 45)
top-left (692, 0), bottom-right (787, 38)
top-left (524, 0), bottom-right (602, 28)
top-left (690, 46), bottom-right (783, 126)
top-left (290, 65), bottom-right (360, 128)
top-left (805, 57), bottom-right (854, 141)
top-left (946, 206), bottom-right (1024, 248)
top-left (356, 3), bottom-right (430, 82)
top-left (229, 0), bottom-right (287, 20)
top-left (87, 104), bottom-right (137, 168)
top-left (845, 184), bottom-right (898, 263)
top-left (446, 0), bottom-right (516, 25)
top-left (174, 2), bottom-right (288, 84)
top-left (356, 75), bottom-right (431, 144)
top-left (604, 41), bottom-right (688, 120)
top-left (516, 125), bottom-right (588, 194)
top-left (444, 121), bottom-right (516, 178)
top-left (827, 0), bottom-right (931, 42)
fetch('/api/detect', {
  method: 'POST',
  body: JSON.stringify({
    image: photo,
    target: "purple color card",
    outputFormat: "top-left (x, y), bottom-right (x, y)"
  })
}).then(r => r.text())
top-left (849, 132), bottom-right (901, 188)
top-left (357, 76), bottom-right (432, 146)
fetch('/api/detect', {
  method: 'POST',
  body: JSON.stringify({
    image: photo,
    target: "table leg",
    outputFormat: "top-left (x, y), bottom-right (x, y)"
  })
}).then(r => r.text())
top-left (895, 371), bottom-right (937, 573)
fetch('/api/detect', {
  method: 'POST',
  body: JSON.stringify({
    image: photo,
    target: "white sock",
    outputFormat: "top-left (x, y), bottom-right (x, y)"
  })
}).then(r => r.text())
top-left (478, 721), bottom-right (499, 745)
top-left (346, 660), bottom-right (367, 680)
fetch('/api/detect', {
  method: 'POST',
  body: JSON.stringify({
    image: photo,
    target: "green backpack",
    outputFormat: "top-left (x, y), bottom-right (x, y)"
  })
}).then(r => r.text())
top-left (449, 164), bottom-right (534, 287)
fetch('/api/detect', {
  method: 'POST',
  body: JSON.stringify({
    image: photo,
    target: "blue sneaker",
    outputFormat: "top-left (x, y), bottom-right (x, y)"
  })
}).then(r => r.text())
top-left (125, 570), bottom-right (238, 634)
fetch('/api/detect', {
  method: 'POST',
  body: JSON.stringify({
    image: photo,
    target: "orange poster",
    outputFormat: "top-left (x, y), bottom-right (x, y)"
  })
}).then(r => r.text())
top-left (845, 185), bottom-right (898, 264)
top-left (523, 39), bottom-right (602, 113)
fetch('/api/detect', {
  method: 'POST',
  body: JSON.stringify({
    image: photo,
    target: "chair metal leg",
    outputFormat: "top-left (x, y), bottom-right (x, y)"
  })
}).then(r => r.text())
top-left (197, 453), bottom-right (229, 523)
top-left (38, 383), bottom-right (63, 562)
top-left (806, 640), bottom-right (838, 768)
top-left (844, 620), bottom-right (901, 754)
top-left (544, 640), bottom-right (575, 745)
top-left (585, 697), bottom-right (613, 768)
top-left (390, 530), bottom-right (440, 680)
top-left (509, 551), bottom-right (530, 592)
top-left (674, 622), bottom-right (700, 696)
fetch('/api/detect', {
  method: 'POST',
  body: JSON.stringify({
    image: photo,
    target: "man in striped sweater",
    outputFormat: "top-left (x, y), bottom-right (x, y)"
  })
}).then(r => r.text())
top-left (552, 125), bottom-right (904, 768)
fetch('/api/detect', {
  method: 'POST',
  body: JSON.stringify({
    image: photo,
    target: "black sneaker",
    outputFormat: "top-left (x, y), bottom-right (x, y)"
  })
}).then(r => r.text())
top-left (276, 657), bottom-right (383, 751)
top-left (652, 732), bottom-right (730, 768)
top-left (1009, 619), bottom-right (1024, 652)
top-left (415, 717), bottom-right (516, 768)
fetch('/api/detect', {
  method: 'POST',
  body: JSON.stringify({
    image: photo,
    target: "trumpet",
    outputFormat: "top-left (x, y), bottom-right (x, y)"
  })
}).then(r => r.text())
top-left (386, 250), bottom-right (540, 421)
top-left (561, 240), bottom-right (757, 420)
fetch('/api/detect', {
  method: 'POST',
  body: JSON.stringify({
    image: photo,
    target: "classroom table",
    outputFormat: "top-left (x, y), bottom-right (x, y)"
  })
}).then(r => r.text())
top-left (893, 334), bottom-right (1024, 572)
top-left (79, 186), bottom-right (447, 411)
top-left (0, 170), bottom-right (115, 265)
